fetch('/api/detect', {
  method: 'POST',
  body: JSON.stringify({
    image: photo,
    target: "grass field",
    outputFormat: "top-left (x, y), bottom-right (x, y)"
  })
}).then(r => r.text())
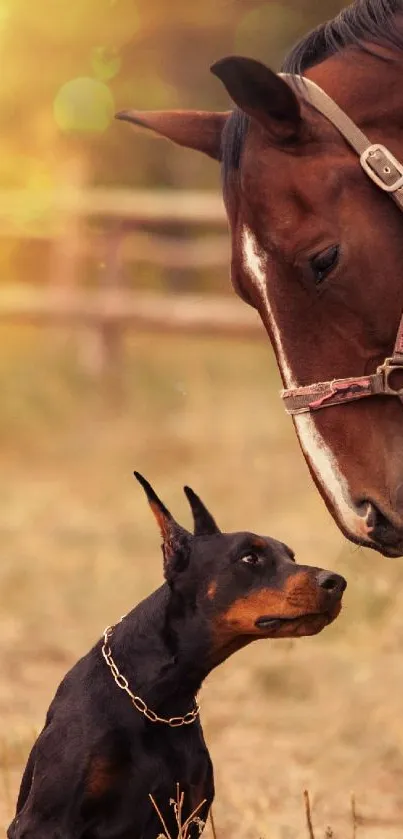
top-left (1, 328), bottom-right (403, 838)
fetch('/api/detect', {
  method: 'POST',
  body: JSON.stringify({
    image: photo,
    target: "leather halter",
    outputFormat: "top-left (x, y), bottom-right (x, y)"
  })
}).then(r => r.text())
top-left (278, 74), bottom-right (403, 416)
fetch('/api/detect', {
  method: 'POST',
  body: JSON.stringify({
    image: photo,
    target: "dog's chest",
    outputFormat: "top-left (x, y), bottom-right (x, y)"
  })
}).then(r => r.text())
top-left (111, 726), bottom-right (214, 838)
top-left (135, 722), bottom-right (212, 791)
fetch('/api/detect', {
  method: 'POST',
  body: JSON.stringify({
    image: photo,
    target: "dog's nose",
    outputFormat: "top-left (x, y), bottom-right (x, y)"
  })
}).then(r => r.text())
top-left (316, 570), bottom-right (346, 597)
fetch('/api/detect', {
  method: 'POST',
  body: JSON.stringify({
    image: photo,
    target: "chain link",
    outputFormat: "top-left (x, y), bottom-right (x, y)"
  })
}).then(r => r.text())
top-left (101, 618), bottom-right (200, 728)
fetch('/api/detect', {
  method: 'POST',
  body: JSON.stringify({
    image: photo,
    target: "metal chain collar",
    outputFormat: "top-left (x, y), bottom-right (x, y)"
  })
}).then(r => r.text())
top-left (101, 618), bottom-right (201, 728)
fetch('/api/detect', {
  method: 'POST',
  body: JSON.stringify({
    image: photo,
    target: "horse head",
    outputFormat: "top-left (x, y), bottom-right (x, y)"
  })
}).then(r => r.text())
top-left (117, 2), bottom-right (403, 557)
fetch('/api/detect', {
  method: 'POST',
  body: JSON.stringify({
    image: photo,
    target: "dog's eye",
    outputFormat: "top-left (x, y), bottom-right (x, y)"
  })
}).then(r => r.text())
top-left (240, 552), bottom-right (261, 566)
top-left (310, 245), bottom-right (340, 285)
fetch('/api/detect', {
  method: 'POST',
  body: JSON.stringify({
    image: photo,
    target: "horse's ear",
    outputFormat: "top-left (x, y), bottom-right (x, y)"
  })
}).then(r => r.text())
top-left (211, 56), bottom-right (301, 140)
top-left (184, 486), bottom-right (220, 536)
top-left (116, 110), bottom-right (230, 161)
top-left (134, 472), bottom-right (191, 580)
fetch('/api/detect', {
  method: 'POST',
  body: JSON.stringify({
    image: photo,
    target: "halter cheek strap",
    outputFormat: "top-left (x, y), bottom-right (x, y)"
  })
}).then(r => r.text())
top-left (277, 74), bottom-right (403, 415)
top-left (281, 75), bottom-right (403, 210)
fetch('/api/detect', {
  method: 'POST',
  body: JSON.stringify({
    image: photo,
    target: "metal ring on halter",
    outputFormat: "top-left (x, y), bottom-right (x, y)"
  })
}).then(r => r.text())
top-left (380, 359), bottom-right (403, 398)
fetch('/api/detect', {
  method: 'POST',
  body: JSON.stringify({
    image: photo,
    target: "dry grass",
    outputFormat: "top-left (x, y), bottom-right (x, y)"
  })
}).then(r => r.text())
top-left (1, 328), bottom-right (403, 838)
top-left (150, 784), bottom-right (206, 839)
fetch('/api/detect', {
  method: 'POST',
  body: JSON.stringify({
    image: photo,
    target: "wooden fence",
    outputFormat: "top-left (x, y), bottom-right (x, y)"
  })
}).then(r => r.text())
top-left (0, 188), bottom-right (264, 383)
top-left (0, 285), bottom-right (261, 337)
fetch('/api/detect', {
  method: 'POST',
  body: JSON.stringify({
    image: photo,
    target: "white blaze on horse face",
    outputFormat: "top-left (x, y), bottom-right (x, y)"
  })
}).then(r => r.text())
top-left (241, 226), bottom-right (373, 543)
top-left (294, 415), bottom-right (373, 541)
top-left (241, 227), bottom-right (295, 387)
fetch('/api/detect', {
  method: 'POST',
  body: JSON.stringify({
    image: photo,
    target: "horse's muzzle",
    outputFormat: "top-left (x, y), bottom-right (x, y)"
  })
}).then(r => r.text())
top-left (364, 499), bottom-right (403, 557)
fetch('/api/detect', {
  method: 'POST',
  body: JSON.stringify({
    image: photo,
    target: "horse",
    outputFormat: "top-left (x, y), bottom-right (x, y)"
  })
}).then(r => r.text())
top-left (117, 0), bottom-right (403, 558)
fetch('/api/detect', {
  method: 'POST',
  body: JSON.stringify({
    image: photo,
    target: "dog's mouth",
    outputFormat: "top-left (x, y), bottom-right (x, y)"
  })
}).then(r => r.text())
top-left (255, 610), bottom-right (337, 638)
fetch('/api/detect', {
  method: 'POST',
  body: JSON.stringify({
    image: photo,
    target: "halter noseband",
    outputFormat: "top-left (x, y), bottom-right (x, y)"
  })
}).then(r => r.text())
top-left (278, 74), bottom-right (403, 416)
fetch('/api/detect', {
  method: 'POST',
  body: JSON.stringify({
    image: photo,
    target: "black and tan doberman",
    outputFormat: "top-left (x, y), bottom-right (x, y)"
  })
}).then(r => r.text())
top-left (8, 473), bottom-right (346, 839)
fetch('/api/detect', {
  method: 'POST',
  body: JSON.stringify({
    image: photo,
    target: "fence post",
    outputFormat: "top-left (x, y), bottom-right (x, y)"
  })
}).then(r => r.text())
top-left (48, 155), bottom-right (91, 372)
top-left (97, 223), bottom-right (125, 402)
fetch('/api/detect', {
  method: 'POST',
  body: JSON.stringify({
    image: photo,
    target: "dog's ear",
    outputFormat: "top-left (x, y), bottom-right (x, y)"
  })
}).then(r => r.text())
top-left (134, 472), bottom-right (191, 580)
top-left (184, 486), bottom-right (220, 536)
top-left (115, 110), bottom-right (230, 161)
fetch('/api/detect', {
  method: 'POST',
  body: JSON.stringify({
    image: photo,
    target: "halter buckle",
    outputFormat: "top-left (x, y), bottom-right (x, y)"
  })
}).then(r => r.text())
top-left (360, 145), bottom-right (403, 192)
top-left (378, 358), bottom-right (403, 398)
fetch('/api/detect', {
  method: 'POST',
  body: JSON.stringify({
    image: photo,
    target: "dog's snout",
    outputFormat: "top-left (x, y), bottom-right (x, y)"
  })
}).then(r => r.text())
top-left (316, 570), bottom-right (346, 596)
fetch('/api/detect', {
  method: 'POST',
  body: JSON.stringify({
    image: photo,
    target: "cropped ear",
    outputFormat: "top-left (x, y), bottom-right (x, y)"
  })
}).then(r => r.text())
top-left (134, 472), bottom-right (191, 580)
top-left (211, 56), bottom-right (301, 140)
top-left (115, 110), bottom-right (230, 161)
top-left (184, 486), bottom-right (220, 536)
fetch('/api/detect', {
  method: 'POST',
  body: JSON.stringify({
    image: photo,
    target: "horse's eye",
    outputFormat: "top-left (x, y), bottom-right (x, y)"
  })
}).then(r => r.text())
top-left (310, 245), bottom-right (340, 285)
top-left (240, 552), bottom-right (262, 566)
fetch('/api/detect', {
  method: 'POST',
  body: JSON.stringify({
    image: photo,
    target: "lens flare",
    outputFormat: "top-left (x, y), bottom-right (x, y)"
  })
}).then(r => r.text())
top-left (0, 2), bottom-right (9, 30)
top-left (91, 46), bottom-right (121, 82)
top-left (53, 77), bottom-right (115, 134)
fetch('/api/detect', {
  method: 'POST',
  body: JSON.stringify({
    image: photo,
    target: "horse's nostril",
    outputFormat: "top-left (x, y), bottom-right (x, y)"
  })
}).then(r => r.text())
top-left (316, 571), bottom-right (346, 595)
top-left (364, 500), bottom-right (403, 549)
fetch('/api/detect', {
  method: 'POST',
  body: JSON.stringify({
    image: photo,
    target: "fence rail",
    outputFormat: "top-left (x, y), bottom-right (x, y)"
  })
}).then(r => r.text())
top-left (0, 285), bottom-right (262, 338)
top-left (0, 189), bottom-right (261, 389)
top-left (0, 188), bottom-right (227, 227)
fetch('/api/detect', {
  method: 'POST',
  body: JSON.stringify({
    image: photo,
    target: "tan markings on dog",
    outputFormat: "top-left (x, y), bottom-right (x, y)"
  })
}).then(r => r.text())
top-left (222, 572), bottom-right (319, 631)
top-left (207, 581), bottom-right (217, 600)
top-left (208, 571), bottom-right (335, 666)
top-left (189, 780), bottom-right (208, 815)
top-left (87, 756), bottom-right (118, 798)
top-left (149, 501), bottom-right (170, 539)
top-left (250, 537), bottom-right (266, 549)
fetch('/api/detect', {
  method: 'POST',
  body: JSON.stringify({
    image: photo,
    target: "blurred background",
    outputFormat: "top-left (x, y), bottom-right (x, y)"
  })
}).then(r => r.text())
top-left (2, 1), bottom-right (403, 836)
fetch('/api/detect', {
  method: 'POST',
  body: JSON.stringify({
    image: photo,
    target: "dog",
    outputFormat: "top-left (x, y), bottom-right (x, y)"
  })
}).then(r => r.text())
top-left (8, 472), bottom-right (346, 839)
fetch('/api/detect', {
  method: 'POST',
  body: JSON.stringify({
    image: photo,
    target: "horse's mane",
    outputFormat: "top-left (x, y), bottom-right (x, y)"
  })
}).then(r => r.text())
top-left (221, 0), bottom-right (403, 183)
top-left (283, 0), bottom-right (403, 74)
